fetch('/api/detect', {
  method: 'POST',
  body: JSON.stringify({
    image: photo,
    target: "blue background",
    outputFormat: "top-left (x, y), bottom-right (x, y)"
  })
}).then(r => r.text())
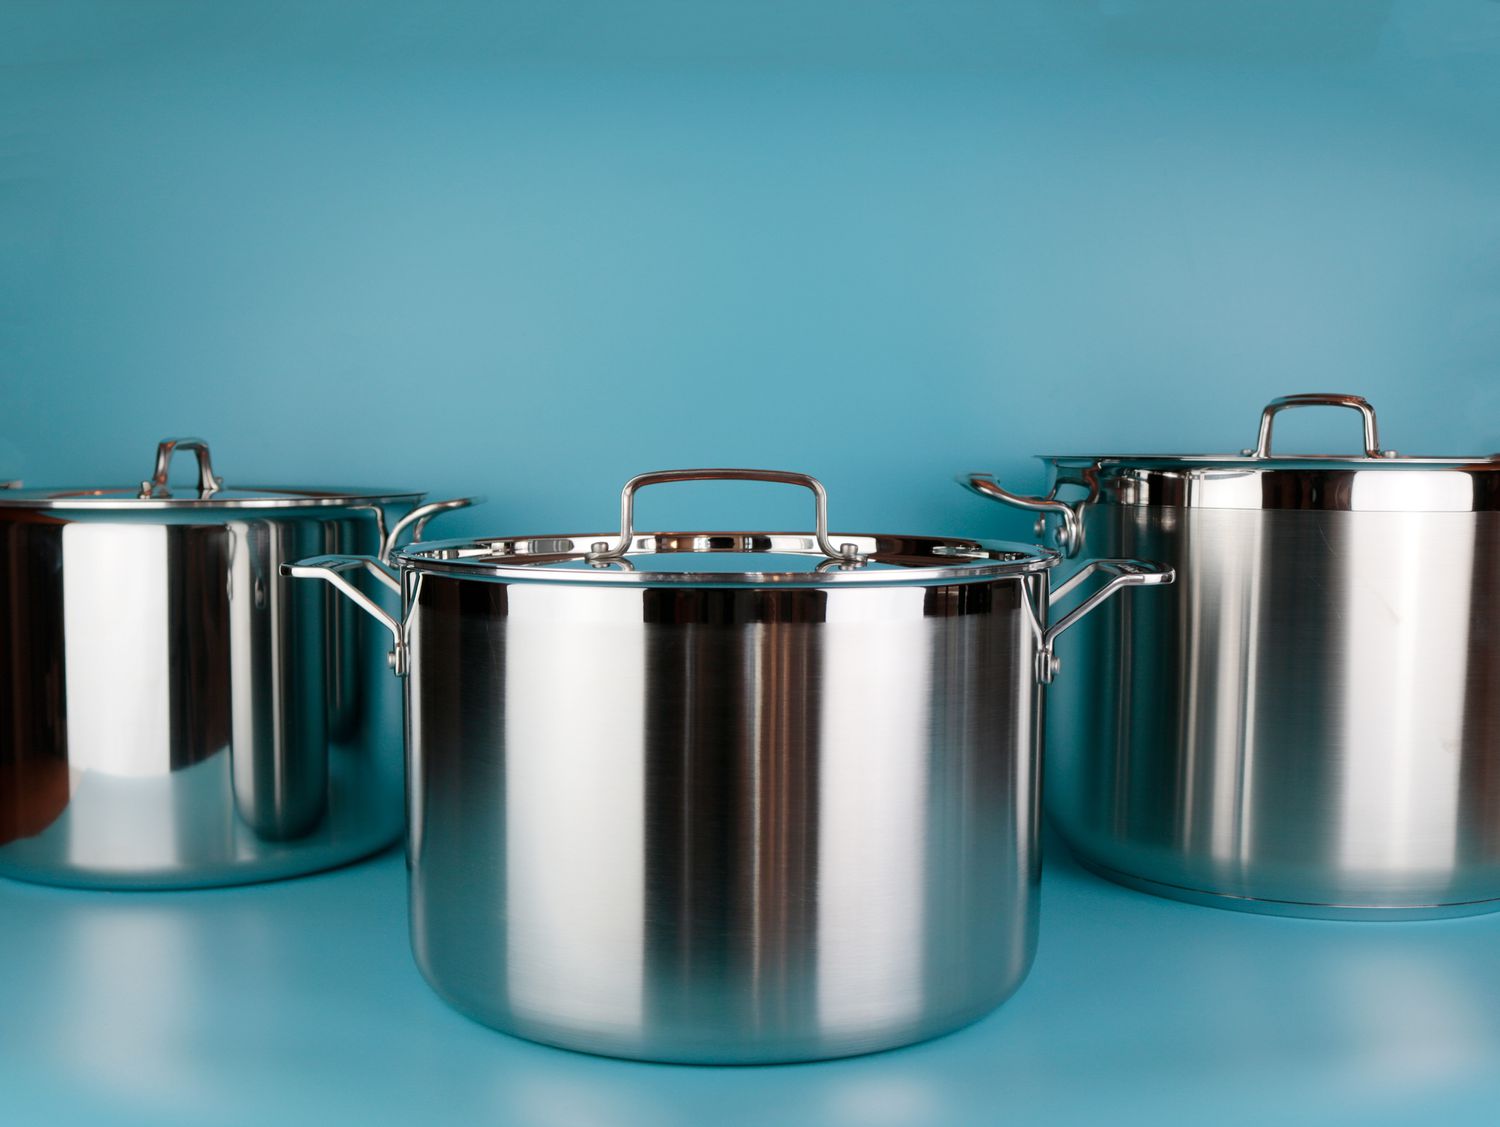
top-left (4, 3), bottom-right (1500, 1125)
top-left (4, 1), bottom-right (1500, 540)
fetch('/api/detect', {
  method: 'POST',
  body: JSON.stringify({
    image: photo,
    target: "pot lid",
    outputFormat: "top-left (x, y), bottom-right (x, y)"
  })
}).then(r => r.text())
top-left (0, 437), bottom-right (425, 511)
top-left (396, 469), bottom-right (1057, 586)
top-left (1043, 394), bottom-right (1500, 470)
top-left (972, 395), bottom-right (1500, 517)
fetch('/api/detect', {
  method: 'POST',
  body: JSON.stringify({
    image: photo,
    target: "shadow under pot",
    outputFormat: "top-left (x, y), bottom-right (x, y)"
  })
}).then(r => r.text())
top-left (966, 392), bottom-right (1500, 920)
top-left (0, 436), bottom-right (477, 889)
top-left (287, 467), bottom-right (1172, 1064)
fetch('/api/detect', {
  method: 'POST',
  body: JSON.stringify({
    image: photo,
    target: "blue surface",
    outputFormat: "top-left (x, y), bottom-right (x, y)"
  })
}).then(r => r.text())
top-left (3, 842), bottom-right (1499, 1127)
top-left (5, 3), bottom-right (1500, 1123)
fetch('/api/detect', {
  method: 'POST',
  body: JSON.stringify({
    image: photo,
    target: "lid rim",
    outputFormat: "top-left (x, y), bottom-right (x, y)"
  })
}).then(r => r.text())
top-left (393, 531), bottom-right (1060, 586)
top-left (0, 486), bottom-right (428, 511)
top-left (1038, 454), bottom-right (1500, 469)
top-left (1028, 458), bottom-right (1500, 513)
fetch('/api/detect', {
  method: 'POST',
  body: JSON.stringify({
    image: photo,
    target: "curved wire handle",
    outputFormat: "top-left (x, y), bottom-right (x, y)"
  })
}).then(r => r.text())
top-left (1251, 394), bottom-right (1395, 459)
top-left (381, 497), bottom-right (481, 563)
top-left (962, 473), bottom-right (1083, 557)
top-left (280, 555), bottom-right (408, 674)
top-left (585, 468), bottom-right (864, 565)
top-left (1036, 558), bottom-right (1175, 683)
top-left (139, 437), bottom-right (223, 498)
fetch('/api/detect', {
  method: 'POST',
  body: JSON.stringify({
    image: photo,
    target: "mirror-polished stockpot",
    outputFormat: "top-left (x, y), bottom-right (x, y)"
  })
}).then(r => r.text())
top-left (967, 394), bottom-right (1500, 920)
top-left (287, 468), bottom-right (1172, 1063)
top-left (0, 437), bottom-right (475, 889)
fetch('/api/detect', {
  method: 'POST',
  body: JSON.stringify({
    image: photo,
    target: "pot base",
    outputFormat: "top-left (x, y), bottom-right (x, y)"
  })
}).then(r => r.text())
top-left (0, 833), bottom-right (399, 891)
top-left (1075, 855), bottom-right (1500, 922)
top-left (415, 959), bottom-right (1023, 1065)
top-left (0, 748), bottom-right (403, 891)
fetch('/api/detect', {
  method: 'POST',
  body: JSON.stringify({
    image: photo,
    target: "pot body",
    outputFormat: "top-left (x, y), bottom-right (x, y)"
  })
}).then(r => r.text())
top-left (1047, 501), bottom-right (1500, 918)
top-left (403, 572), bottom-right (1044, 1063)
top-left (0, 508), bottom-right (406, 888)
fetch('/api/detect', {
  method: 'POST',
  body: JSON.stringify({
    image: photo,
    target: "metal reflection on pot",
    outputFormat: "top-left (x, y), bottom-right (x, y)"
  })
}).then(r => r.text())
top-left (287, 467), bottom-right (1172, 1063)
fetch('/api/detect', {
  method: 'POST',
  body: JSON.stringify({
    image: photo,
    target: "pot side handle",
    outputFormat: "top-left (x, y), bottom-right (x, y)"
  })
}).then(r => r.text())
top-left (960, 472), bottom-right (1082, 556)
top-left (281, 555), bottom-right (409, 676)
top-left (382, 496), bottom-right (483, 563)
top-left (1038, 558), bottom-right (1174, 683)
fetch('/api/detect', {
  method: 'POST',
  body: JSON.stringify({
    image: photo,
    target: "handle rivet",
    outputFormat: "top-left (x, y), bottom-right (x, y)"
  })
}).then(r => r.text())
top-left (1037, 650), bottom-right (1062, 684)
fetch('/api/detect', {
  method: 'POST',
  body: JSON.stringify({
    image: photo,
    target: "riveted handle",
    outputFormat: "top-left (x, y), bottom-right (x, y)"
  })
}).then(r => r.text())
top-left (586, 468), bottom-right (864, 565)
top-left (1252, 394), bottom-right (1395, 459)
top-left (381, 497), bottom-right (482, 563)
top-left (962, 472), bottom-right (1083, 558)
top-left (281, 555), bottom-right (408, 676)
top-left (139, 437), bottom-right (223, 498)
top-left (1038, 558), bottom-right (1175, 683)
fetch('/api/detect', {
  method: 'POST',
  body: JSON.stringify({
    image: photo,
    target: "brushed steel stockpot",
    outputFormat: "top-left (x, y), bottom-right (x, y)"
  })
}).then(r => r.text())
top-left (967, 393), bottom-right (1500, 919)
top-left (288, 468), bottom-right (1172, 1063)
top-left (0, 437), bottom-right (475, 889)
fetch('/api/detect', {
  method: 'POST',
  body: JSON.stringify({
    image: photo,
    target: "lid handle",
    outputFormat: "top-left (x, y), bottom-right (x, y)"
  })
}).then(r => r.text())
top-left (139, 437), bottom-right (224, 499)
top-left (1251, 394), bottom-right (1396, 460)
top-left (586, 468), bottom-right (865, 565)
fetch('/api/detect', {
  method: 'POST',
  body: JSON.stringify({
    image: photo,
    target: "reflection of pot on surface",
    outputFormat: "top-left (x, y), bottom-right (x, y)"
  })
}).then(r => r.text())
top-left (0, 437), bottom-right (478, 889)
top-left (289, 468), bottom-right (1172, 1063)
top-left (967, 393), bottom-right (1500, 919)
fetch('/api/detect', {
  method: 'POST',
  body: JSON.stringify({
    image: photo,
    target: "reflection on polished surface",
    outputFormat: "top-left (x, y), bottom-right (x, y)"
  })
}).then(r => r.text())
top-left (406, 576), bottom-right (1042, 1063)
top-left (1047, 506), bottom-right (1500, 917)
top-left (4, 845), bottom-right (1499, 1127)
top-left (0, 511), bottom-right (405, 888)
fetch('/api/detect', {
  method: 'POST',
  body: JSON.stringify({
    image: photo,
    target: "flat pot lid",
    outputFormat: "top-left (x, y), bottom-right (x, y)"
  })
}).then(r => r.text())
top-left (394, 466), bottom-right (1054, 587)
top-left (397, 530), bottom-right (1056, 586)
top-left (0, 437), bottom-right (423, 511)
top-left (1040, 395), bottom-right (1500, 513)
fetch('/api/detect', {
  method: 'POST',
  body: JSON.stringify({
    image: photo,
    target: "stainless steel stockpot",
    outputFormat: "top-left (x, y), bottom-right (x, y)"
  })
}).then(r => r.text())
top-left (288, 468), bottom-right (1172, 1063)
top-left (0, 437), bottom-right (474, 889)
top-left (967, 393), bottom-right (1500, 920)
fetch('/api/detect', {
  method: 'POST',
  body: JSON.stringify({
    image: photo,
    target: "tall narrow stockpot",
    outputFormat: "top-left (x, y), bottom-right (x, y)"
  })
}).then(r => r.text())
top-left (287, 469), bottom-right (1172, 1063)
top-left (0, 437), bottom-right (474, 888)
top-left (966, 394), bottom-right (1500, 919)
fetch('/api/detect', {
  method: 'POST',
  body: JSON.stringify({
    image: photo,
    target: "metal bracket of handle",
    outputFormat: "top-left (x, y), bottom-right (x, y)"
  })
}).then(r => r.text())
top-left (1248, 393), bottom-right (1397, 460)
top-left (963, 473), bottom-right (1084, 558)
top-left (585, 469), bottom-right (865, 566)
top-left (1036, 558), bottom-right (1175, 683)
top-left (381, 497), bottom-right (482, 563)
top-left (139, 437), bottom-right (224, 499)
top-left (280, 555), bottom-right (408, 675)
